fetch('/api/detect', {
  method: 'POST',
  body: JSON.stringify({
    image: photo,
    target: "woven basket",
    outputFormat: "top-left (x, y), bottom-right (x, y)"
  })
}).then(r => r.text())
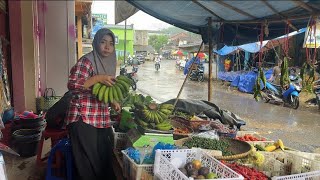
top-left (174, 137), bottom-right (252, 160)
top-left (170, 118), bottom-right (194, 140)
top-left (169, 115), bottom-right (210, 131)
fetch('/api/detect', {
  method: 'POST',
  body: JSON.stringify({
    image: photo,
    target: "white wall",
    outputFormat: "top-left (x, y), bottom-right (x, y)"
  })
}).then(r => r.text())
top-left (38, 1), bottom-right (76, 96)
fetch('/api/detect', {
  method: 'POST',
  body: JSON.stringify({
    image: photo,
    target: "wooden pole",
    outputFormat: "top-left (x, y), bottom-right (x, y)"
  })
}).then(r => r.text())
top-left (77, 16), bottom-right (83, 59)
top-left (173, 42), bottom-right (204, 110)
top-left (124, 20), bottom-right (127, 63)
top-left (208, 17), bottom-right (213, 101)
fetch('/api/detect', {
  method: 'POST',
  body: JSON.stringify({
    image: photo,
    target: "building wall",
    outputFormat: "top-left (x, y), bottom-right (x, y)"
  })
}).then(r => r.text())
top-left (38, 1), bottom-right (76, 96)
top-left (109, 28), bottom-right (134, 57)
top-left (134, 30), bottom-right (148, 46)
top-left (21, 1), bottom-right (38, 111)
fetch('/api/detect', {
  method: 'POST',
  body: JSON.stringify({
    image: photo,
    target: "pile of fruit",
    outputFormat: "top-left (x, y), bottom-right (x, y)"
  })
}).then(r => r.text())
top-left (179, 160), bottom-right (218, 179)
top-left (134, 103), bottom-right (174, 131)
top-left (182, 136), bottom-right (233, 156)
top-left (235, 134), bottom-right (267, 141)
top-left (254, 139), bottom-right (285, 152)
top-left (173, 127), bottom-right (192, 135)
top-left (221, 161), bottom-right (268, 180)
top-left (238, 145), bottom-right (265, 167)
top-left (92, 75), bottom-right (133, 103)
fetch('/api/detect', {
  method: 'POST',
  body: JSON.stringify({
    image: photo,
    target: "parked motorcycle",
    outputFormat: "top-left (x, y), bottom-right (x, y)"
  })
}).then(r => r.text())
top-left (120, 65), bottom-right (138, 91)
top-left (126, 57), bottom-right (133, 66)
top-left (189, 63), bottom-right (205, 82)
top-left (263, 75), bottom-right (301, 109)
top-left (132, 65), bottom-right (139, 73)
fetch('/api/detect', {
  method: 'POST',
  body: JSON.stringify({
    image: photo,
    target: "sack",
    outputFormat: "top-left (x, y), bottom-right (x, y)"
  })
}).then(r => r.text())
top-left (36, 88), bottom-right (61, 113)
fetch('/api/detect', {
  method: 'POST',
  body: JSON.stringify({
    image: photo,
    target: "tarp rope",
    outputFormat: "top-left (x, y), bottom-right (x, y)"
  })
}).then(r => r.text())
top-left (258, 23), bottom-right (264, 67)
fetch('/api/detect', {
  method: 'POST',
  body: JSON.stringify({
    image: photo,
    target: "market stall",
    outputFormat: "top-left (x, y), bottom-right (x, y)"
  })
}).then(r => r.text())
top-left (112, 1), bottom-right (320, 179)
top-left (107, 89), bottom-right (320, 180)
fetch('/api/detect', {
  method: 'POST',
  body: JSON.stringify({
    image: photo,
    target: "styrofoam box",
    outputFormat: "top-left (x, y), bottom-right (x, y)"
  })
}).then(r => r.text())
top-left (154, 148), bottom-right (244, 180)
top-left (236, 131), bottom-right (274, 146)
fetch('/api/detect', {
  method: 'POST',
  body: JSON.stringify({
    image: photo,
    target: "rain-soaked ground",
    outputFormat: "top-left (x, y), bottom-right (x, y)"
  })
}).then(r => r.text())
top-left (124, 59), bottom-right (320, 153)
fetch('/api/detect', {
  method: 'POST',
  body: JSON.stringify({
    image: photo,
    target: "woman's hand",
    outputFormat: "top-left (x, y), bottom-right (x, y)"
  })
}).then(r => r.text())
top-left (111, 102), bottom-right (121, 113)
top-left (96, 75), bottom-right (116, 86)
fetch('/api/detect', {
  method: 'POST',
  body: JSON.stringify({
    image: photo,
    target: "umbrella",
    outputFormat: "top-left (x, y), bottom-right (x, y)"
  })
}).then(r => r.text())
top-left (194, 52), bottom-right (207, 59)
top-left (176, 50), bottom-right (183, 56)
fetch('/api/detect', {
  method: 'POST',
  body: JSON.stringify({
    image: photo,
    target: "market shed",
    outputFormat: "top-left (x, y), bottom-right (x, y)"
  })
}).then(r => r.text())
top-left (116, 1), bottom-right (320, 45)
top-left (115, 0), bottom-right (320, 101)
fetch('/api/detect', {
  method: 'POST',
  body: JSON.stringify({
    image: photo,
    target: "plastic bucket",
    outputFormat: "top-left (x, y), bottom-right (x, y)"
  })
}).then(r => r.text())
top-left (12, 129), bottom-right (42, 157)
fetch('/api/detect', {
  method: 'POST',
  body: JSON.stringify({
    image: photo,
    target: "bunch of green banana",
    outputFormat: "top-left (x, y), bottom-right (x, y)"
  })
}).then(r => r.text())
top-left (155, 121), bottom-right (172, 131)
top-left (92, 75), bottom-right (133, 104)
top-left (280, 57), bottom-right (289, 89)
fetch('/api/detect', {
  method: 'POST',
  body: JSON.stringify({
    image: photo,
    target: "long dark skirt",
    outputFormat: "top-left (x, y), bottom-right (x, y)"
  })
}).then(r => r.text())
top-left (67, 119), bottom-right (116, 180)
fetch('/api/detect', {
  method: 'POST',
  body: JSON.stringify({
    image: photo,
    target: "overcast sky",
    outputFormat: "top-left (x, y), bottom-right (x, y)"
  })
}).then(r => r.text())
top-left (92, 1), bottom-right (172, 31)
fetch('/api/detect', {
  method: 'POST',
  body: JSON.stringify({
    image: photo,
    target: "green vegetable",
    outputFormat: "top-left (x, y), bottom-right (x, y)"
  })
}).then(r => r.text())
top-left (182, 136), bottom-right (233, 156)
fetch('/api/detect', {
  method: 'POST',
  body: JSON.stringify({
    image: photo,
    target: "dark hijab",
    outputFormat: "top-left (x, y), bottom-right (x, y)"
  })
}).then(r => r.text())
top-left (83, 28), bottom-right (117, 76)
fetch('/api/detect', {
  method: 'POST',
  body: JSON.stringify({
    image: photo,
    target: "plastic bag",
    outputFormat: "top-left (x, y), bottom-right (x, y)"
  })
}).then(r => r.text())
top-left (193, 130), bottom-right (219, 140)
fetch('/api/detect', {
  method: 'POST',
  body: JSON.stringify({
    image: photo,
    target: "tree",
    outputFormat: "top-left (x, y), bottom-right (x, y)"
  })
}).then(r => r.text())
top-left (148, 35), bottom-right (168, 52)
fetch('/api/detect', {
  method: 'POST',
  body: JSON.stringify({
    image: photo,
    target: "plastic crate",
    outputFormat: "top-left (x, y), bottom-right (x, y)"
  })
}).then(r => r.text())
top-left (272, 170), bottom-right (320, 180)
top-left (236, 131), bottom-right (274, 146)
top-left (257, 151), bottom-right (320, 179)
top-left (121, 150), bottom-right (154, 180)
top-left (111, 126), bottom-right (127, 150)
top-left (154, 148), bottom-right (244, 180)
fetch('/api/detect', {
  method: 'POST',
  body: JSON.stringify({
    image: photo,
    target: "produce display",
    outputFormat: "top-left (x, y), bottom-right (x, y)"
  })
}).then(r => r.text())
top-left (238, 145), bottom-right (265, 167)
top-left (210, 120), bottom-right (237, 135)
top-left (182, 136), bottom-right (233, 156)
top-left (134, 102), bottom-right (174, 131)
top-left (235, 134), bottom-right (267, 141)
top-left (92, 75), bottom-right (133, 103)
top-left (173, 127), bottom-right (192, 135)
top-left (111, 94), bottom-right (319, 180)
top-left (221, 162), bottom-right (268, 180)
top-left (254, 139), bottom-right (285, 152)
top-left (179, 160), bottom-right (218, 179)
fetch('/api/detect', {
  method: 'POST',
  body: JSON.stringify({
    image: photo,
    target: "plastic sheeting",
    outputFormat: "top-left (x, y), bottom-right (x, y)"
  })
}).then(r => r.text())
top-left (122, 1), bottom-right (318, 45)
top-left (183, 57), bottom-right (201, 75)
top-left (218, 69), bottom-right (273, 93)
top-left (214, 28), bottom-right (306, 55)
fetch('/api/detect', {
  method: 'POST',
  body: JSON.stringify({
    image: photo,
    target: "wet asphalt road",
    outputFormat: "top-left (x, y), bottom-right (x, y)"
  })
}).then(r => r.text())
top-left (127, 59), bottom-right (320, 153)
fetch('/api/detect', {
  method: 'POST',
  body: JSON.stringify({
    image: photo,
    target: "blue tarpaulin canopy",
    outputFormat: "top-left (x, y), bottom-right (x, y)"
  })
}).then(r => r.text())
top-left (214, 28), bottom-right (307, 55)
top-left (116, 1), bottom-right (320, 45)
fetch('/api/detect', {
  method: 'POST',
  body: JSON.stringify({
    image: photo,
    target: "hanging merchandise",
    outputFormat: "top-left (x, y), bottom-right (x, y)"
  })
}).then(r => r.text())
top-left (303, 17), bottom-right (320, 48)
top-left (0, 40), bottom-right (11, 108)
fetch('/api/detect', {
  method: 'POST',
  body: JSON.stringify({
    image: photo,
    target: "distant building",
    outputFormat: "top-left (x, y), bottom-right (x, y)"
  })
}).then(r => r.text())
top-left (133, 30), bottom-right (156, 57)
top-left (105, 24), bottom-right (134, 60)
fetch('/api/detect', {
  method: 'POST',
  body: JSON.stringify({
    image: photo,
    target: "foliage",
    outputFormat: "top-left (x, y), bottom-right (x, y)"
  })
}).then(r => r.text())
top-left (300, 62), bottom-right (316, 93)
top-left (148, 35), bottom-right (169, 52)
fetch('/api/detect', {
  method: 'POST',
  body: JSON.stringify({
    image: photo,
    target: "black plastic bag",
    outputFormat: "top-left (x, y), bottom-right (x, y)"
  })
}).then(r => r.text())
top-left (163, 99), bottom-right (246, 128)
top-left (45, 91), bottom-right (72, 129)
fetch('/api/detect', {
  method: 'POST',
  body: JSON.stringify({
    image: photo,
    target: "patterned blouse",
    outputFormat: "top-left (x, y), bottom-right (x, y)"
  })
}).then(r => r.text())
top-left (65, 58), bottom-right (110, 128)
